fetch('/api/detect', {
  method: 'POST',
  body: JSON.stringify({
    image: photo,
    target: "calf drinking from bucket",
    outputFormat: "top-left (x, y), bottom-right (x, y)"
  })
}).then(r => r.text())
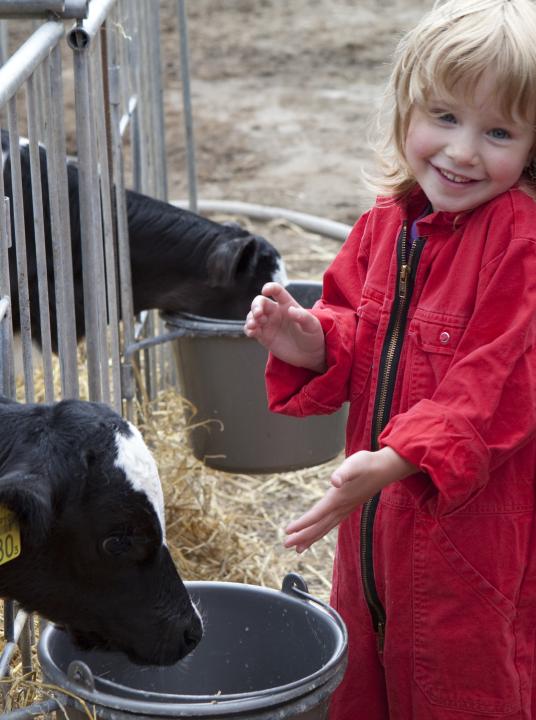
top-left (2, 130), bottom-right (287, 351)
top-left (0, 395), bottom-right (203, 665)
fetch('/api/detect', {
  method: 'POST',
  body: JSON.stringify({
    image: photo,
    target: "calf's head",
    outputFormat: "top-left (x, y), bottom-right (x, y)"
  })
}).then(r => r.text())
top-left (0, 397), bottom-right (202, 665)
top-left (202, 227), bottom-right (288, 319)
top-left (126, 194), bottom-right (288, 321)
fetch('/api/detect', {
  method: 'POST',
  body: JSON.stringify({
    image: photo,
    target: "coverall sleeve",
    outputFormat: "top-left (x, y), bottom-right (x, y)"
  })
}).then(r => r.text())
top-left (265, 212), bottom-right (371, 416)
top-left (380, 237), bottom-right (536, 515)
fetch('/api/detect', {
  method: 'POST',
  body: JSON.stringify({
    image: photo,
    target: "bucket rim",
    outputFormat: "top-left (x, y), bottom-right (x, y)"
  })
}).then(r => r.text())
top-left (38, 579), bottom-right (348, 717)
top-left (161, 279), bottom-right (323, 335)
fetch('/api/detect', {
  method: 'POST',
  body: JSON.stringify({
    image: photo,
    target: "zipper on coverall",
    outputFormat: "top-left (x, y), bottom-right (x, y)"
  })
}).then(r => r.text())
top-left (359, 222), bottom-right (425, 653)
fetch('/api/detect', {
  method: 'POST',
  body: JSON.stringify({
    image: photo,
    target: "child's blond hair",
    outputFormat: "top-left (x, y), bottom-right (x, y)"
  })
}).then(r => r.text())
top-left (372, 0), bottom-right (536, 198)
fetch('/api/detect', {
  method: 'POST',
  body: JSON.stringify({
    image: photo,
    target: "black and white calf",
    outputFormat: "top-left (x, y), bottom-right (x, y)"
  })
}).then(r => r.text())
top-left (2, 130), bottom-right (287, 350)
top-left (0, 395), bottom-right (203, 665)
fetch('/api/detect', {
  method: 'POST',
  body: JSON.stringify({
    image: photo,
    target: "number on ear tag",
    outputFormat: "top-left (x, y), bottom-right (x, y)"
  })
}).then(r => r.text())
top-left (0, 506), bottom-right (21, 565)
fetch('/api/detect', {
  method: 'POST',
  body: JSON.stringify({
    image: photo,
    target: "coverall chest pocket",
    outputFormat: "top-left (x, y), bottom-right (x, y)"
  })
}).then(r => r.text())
top-left (351, 296), bottom-right (382, 400)
top-left (407, 314), bottom-right (466, 406)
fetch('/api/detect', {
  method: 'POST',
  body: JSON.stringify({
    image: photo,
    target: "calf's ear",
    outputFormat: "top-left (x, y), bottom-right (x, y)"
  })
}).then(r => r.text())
top-left (0, 470), bottom-right (53, 544)
top-left (206, 236), bottom-right (258, 287)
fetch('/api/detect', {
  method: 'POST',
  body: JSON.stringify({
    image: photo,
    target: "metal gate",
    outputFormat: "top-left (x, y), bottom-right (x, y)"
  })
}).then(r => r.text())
top-left (0, 1), bottom-right (185, 714)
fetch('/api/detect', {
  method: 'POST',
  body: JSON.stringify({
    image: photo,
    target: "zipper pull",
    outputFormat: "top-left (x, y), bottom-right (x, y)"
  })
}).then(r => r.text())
top-left (377, 621), bottom-right (385, 654)
top-left (399, 264), bottom-right (409, 299)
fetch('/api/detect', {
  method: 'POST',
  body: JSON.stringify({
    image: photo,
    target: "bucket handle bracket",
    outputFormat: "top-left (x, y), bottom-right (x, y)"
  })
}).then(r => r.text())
top-left (67, 660), bottom-right (96, 691)
top-left (281, 572), bottom-right (309, 595)
top-left (281, 573), bottom-right (349, 644)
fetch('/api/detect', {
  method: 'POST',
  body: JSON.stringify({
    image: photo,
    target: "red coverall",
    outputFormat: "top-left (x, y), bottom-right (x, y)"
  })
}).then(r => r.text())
top-left (265, 187), bottom-right (536, 719)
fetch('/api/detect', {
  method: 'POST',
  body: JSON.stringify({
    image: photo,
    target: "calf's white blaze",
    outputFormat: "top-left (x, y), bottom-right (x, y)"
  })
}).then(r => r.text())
top-left (274, 258), bottom-right (289, 288)
top-left (114, 423), bottom-right (166, 540)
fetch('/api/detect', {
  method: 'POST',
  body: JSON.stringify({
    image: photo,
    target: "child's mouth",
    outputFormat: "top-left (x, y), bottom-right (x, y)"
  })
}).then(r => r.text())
top-left (435, 166), bottom-right (478, 184)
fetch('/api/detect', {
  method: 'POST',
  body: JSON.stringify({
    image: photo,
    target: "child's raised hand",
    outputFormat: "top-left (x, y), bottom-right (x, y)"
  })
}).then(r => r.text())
top-left (244, 282), bottom-right (326, 372)
top-left (284, 447), bottom-right (418, 552)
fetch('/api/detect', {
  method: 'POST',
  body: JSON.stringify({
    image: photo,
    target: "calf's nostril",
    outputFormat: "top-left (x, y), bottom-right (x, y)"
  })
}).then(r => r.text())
top-left (183, 623), bottom-right (203, 653)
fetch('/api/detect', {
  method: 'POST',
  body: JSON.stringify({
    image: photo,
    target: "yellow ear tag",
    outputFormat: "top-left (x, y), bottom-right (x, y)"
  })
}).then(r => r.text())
top-left (0, 506), bottom-right (21, 565)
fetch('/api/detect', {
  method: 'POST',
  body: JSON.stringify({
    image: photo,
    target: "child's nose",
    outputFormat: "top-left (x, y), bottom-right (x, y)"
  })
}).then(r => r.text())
top-left (446, 133), bottom-right (479, 166)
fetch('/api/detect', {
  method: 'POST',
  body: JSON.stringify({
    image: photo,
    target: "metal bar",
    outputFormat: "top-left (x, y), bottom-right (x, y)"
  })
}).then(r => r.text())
top-left (19, 614), bottom-right (33, 675)
top-left (26, 71), bottom-right (55, 402)
top-left (147, 1), bottom-right (168, 395)
top-left (2, 599), bottom-right (14, 644)
top-left (8, 97), bottom-right (35, 401)
top-left (33, 54), bottom-right (45, 142)
top-left (0, 609), bottom-right (29, 677)
top-left (177, 0), bottom-right (197, 212)
top-left (172, 198), bottom-right (353, 241)
top-left (107, 27), bottom-right (136, 418)
top-left (44, 46), bottom-right (79, 398)
top-left (67, 0), bottom-right (116, 46)
top-left (71, 41), bottom-right (102, 401)
top-left (138, 1), bottom-right (154, 195)
top-left (0, 1), bottom-right (87, 18)
top-left (150, 1), bottom-right (167, 200)
top-left (1, 699), bottom-right (60, 719)
top-left (0, 293), bottom-right (10, 400)
top-left (0, 192), bottom-right (15, 398)
top-left (124, 325), bottom-right (195, 359)
top-left (0, 20), bottom-right (8, 66)
top-left (0, 297), bottom-right (11, 396)
top-left (118, 94), bottom-right (138, 138)
top-left (129, 3), bottom-right (142, 193)
top-left (86, 36), bottom-right (110, 405)
top-left (0, 21), bottom-right (63, 108)
top-left (0, 294), bottom-right (8, 321)
top-left (117, 0), bottom-right (131, 127)
top-left (136, 2), bottom-right (157, 402)
top-left (99, 21), bottom-right (122, 412)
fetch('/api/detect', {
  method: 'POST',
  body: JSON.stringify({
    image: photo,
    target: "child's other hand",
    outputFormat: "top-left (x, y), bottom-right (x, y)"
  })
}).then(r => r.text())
top-left (284, 447), bottom-right (418, 552)
top-left (244, 282), bottom-right (326, 372)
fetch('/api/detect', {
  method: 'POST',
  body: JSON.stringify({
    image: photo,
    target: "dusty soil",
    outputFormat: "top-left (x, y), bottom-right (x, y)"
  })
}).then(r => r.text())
top-left (161, 0), bottom-right (433, 229)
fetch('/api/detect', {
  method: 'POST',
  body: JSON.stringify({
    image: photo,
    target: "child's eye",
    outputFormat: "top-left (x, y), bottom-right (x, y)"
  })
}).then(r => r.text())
top-left (430, 111), bottom-right (457, 124)
top-left (488, 127), bottom-right (510, 140)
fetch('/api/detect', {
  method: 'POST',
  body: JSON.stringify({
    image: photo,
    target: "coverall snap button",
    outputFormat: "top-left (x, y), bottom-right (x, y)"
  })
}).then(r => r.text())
top-left (439, 331), bottom-right (450, 344)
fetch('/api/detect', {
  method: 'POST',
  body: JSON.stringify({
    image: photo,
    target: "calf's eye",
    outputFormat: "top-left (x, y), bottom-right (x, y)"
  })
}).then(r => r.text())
top-left (102, 535), bottom-right (132, 556)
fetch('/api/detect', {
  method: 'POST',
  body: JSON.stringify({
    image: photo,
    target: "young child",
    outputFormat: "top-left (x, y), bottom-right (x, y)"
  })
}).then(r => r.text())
top-left (244, 1), bottom-right (536, 718)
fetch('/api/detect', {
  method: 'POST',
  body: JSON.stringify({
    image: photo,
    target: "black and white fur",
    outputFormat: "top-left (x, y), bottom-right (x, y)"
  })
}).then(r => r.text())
top-left (0, 395), bottom-right (203, 665)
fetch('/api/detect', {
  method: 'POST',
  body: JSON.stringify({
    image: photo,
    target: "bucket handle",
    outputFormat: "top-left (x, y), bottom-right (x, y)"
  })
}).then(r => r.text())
top-left (281, 572), bottom-right (348, 642)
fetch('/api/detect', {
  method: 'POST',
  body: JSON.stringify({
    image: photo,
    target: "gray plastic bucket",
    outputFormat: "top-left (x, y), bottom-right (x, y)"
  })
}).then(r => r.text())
top-left (163, 281), bottom-right (348, 473)
top-left (38, 574), bottom-right (348, 720)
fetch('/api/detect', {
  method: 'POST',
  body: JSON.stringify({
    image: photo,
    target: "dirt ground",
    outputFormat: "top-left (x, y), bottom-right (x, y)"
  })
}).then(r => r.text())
top-left (161, 0), bottom-right (433, 229)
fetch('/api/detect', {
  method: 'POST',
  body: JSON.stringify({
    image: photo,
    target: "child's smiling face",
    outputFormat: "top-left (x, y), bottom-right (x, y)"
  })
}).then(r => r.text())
top-left (404, 71), bottom-right (535, 213)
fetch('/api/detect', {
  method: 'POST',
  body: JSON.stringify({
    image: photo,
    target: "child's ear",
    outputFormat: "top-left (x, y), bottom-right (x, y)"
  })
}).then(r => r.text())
top-left (0, 468), bottom-right (53, 544)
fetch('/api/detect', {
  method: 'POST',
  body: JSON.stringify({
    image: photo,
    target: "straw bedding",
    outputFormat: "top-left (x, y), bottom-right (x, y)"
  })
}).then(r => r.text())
top-left (141, 390), bottom-right (339, 600)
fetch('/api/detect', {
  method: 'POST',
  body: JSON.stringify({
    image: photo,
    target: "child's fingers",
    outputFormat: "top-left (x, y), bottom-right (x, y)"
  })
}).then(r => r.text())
top-left (285, 498), bottom-right (329, 534)
top-left (330, 450), bottom-right (373, 487)
top-left (287, 305), bottom-right (319, 333)
top-left (243, 316), bottom-right (260, 337)
top-left (250, 294), bottom-right (275, 318)
top-left (262, 282), bottom-right (301, 309)
top-left (330, 463), bottom-right (355, 488)
top-left (244, 296), bottom-right (277, 332)
top-left (284, 514), bottom-right (339, 553)
top-left (330, 471), bottom-right (346, 488)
